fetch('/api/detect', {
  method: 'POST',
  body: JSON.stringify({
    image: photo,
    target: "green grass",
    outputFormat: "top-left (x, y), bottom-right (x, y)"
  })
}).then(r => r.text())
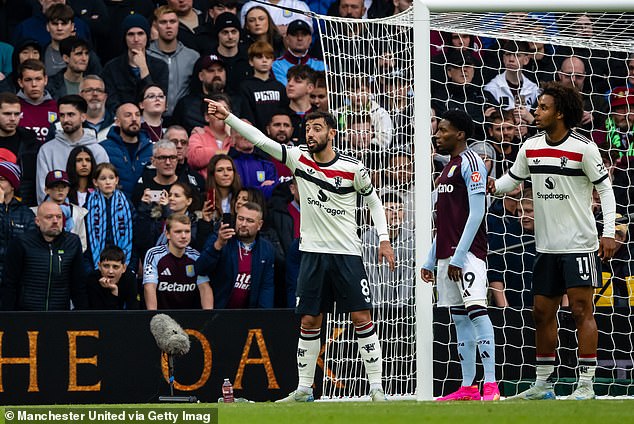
top-left (2, 401), bottom-right (632, 424)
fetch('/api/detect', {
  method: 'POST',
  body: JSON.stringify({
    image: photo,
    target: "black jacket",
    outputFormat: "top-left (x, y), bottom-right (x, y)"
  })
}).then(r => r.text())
top-left (0, 197), bottom-right (35, 288)
top-left (1, 229), bottom-right (87, 311)
top-left (102, 53), bottom-right (169, 111)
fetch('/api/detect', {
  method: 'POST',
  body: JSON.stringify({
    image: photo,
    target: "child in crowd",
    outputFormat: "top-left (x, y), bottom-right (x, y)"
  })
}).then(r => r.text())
top-left (36, 169), bottom-right (88, 251)
top-left (87, 245), bottom-right (138, 310)
top-left (239, 41), bottom-right (289, 132)
top-left (84, 163), bottom-right (134, 271)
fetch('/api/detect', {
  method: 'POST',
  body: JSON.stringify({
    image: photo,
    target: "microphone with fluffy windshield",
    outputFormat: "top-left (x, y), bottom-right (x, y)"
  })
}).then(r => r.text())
top-left (150, 314), bottom-right (197, 403)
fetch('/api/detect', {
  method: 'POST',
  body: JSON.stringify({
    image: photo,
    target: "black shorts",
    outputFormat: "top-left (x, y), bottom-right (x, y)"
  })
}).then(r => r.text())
top-left (532, 252), bottom-right (602, 297)
top-left (295, 252), bottom-right (372, 315)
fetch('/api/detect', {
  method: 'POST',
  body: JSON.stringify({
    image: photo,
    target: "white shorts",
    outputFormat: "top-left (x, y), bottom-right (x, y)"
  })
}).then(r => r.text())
top-left (437, 252), bottom-right (488, 307)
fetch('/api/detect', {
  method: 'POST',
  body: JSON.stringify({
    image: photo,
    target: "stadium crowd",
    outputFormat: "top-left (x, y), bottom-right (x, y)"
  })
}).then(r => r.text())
top-left (0, 2), bottom-right (631, 311)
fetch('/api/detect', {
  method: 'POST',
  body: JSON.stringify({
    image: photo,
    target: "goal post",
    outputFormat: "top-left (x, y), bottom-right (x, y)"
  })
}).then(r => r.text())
top-left (316, 0), bottom-right (634, 401)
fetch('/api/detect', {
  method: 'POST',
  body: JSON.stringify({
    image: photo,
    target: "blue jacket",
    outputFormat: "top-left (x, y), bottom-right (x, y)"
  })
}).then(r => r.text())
top-left (100, 126), bottom-right (153, 198)
top-left (12, 12), bottom-right (91, 47)
top-left (195, 234), bottom-right (275, 309)
top-left (272, 51), bottom-right (325, 86)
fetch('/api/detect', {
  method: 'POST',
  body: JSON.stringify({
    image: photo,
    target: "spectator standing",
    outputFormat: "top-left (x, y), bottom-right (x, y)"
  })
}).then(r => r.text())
top-left (100, 103), bottom-right (153, 198)
top-left (187, 93), bottom-right (232, 179)
top-left (144, 213), bottom-right (213, 310)
top-left (138, 84), bottom-right (167, 143)
top-left (65, 145), bottom-right (96, 208)
top-left (491, 81), bottom-right (616, 400)
top-left (102, 14), bottom-right (169, 111)
top-left (240, 41), bottom-right (289, 133)
top-left (84, 163), bottom-right (135, 272)
top-left (211, 12), bottom-right (252, 94)
top-left (16, 59), bottom-right (58, 144)
top-left (1, 201), bottom-right (87, 311)
top-left (36, 94), bottom-right (108, 204)
top-left (272, 20), bottom-right (325, 86)
top-left (147, 5), bottom-right (200, 118)
top-left (78, 75), bottom-right (114, 141)
top-left (196, 201), bottom-right (275, 309)
top-left (0, 162), bottom-right (36, 290)
top-left (0, 92), bottom-right (39, 206)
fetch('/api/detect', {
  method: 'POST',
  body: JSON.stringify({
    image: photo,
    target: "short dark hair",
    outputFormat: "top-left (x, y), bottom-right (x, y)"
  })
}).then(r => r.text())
top-left (59, 36), bottom-right (90, 58)
top-left (0, 92), bottom-right (20, 108)
top-left (287, 64), bottom-right (316, 84)
top-left (305, 110), bottom-right (337, 130)
top-left (45, 3), bottom-right (74, 23)
top-left (18, 59), bottom-right (46, 78)
top-left (440, 109), bottom-right (474, 140)
top-left (58, 94), bottom-right (88, 114)
top-left (539, 80), bottom-right (584, 129)
top-left (100, 246), bottom-right (125, 264)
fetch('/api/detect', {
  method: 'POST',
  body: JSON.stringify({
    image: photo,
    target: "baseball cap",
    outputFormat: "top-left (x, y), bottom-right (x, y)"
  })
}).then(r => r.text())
top-left (45, 170), bottom-right (70, 188)
top-left (287, 19), bottom-right (312, 35)
top-left (215, 12), bottom-right (241, 35)
top-left (199, 54), bottom-right (225, 70)
top-left (610, 86), bottom-right (634, 108)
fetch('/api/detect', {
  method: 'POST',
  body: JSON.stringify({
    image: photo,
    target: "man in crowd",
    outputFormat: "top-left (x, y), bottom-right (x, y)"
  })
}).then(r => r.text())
top-left (0, 92), bottom-right (39, 205)
top-left (2, 201), bottom-right (87, 311)
top-left (17, 59), bottom-right (57, 144)
top-left (272, 20), bottom-right (324, 86)
top-left (36, 94), bottom-right (108, 203)
top-left (196, 202), bottom-right (275, 309)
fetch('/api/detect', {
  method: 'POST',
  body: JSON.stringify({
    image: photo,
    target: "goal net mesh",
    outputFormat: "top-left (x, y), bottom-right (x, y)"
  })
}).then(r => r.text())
top-left (319, 8), bottom-right (634, 399)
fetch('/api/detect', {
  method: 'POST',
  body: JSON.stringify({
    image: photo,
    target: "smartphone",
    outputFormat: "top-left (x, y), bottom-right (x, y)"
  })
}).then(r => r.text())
top-left (222, 212), bottom-right (234, 227)
top-left (206, 189), bottom-right (215, 207)
top-left (148, 190), bottom-right (162, 202)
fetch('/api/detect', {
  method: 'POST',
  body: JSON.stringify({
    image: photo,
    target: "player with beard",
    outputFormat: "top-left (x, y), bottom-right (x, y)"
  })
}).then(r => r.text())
top-left (36, 95), bottom-right (108, 203)
top-left (204, 99), bottom-right (395, 402)
top-left (101, 103), bottom-right (153, 198)
top-left (421, 109), bottom-right (499, 401)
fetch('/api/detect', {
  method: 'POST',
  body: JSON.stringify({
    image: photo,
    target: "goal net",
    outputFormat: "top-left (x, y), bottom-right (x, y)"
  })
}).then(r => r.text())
top-left (318, 3), bottom-right (634, 400)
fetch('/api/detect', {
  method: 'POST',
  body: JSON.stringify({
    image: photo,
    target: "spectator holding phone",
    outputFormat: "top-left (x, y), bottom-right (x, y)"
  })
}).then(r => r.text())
top-left (196, 201), bottom-right (275, 309)
top-left (204, 153), bottom-right (242, 226)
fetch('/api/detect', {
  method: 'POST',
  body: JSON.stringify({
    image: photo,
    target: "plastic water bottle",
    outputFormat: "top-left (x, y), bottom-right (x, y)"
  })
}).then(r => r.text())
top-left (222, 378), bottom-right (234, 403)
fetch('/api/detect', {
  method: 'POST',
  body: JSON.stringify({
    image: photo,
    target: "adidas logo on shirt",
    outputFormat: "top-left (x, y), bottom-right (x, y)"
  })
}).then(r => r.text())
top-left (160, 268), bottom-right (172, 276)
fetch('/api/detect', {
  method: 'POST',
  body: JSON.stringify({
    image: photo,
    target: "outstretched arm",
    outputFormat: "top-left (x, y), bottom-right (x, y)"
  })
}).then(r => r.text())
top-left (205, 99), bottom-right (284, 162)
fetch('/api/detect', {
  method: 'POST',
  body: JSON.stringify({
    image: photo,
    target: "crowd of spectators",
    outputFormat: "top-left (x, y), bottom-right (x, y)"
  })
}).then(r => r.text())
top-left (1, 3), bottom-right (631, 311)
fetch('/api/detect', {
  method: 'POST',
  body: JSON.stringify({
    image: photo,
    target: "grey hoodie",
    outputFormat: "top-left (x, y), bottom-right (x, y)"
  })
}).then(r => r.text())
top-left (35, 129), bottom-right (109, 203)
top-left (147, 40), bottom-right (199, 116)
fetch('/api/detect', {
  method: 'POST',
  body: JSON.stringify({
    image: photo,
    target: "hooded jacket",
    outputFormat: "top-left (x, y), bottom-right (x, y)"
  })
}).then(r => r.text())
top-left (147, 40), bottom-right (199, 117)
top-left (0, 39), bottom-right (44, 94)
top-left (100, 126), bottom-right (153, 198)
top-left (36, 129), bottom-right (109, 203)
top-left (17, 90), bottom-right (58, 144)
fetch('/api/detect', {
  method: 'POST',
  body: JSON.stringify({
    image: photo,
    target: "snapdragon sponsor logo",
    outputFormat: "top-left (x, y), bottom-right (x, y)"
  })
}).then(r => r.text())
top-left (536, 191), bottom-right (570, 200)
top-left (306, 196), bottom-right (346, 216)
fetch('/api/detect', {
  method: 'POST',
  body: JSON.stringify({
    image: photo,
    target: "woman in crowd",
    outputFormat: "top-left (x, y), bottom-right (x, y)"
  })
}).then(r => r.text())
top-left (84, 163), bottom-right (134, 272)
top-left (205, 154), bottom-right (242, 226)
top-left (243, 6), bottom-right (284, 58)
top-left (66, 146), bottom-right (96, 208)
top-left (139, 84), bottom-right (167, 143)
top-left (187, 93), bottom-right (233, 179)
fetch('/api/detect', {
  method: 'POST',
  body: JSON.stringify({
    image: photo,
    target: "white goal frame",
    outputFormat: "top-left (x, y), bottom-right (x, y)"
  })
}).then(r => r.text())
top-left (414, 0), bottom-right (634, 401)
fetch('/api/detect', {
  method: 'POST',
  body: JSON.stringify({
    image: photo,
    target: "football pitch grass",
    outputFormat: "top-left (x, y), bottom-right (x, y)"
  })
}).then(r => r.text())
top-left (1, 400), bottom-right (632, 424)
